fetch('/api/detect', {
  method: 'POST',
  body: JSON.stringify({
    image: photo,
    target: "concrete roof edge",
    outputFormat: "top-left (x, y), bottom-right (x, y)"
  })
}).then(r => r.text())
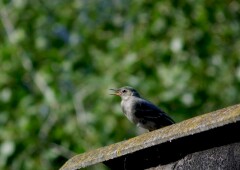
top-left (60, 104), bottom-right (240, 170)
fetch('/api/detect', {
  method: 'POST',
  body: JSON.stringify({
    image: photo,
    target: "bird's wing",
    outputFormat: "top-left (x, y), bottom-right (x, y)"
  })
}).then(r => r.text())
top-left (134, 99), bottom-right (175, 125)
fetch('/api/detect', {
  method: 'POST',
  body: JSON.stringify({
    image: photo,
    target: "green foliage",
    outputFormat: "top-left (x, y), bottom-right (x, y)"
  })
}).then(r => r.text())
top-left (0, 0), bottom-right (240, 169)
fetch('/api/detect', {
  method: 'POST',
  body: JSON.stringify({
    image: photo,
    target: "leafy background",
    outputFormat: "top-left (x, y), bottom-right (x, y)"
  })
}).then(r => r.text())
top-left (0, 0), bottom-right (240, 169)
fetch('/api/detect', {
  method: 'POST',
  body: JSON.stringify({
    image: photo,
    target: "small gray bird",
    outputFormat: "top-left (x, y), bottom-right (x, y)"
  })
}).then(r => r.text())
top-left (110, 86), bottom-right (175, 131)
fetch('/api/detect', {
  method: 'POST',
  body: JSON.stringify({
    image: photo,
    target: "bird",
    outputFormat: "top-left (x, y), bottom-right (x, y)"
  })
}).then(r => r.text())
top-left (110, 86), bottom-right (175, 131)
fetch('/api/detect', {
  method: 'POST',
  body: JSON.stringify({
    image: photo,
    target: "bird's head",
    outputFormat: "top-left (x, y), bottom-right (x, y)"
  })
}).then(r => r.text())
top-left (110, 86), bottom-right (140, 100)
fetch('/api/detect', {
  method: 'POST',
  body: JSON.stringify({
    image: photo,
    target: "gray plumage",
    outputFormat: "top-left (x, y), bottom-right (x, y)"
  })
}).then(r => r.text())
top-left (110, 86), bottom-right (175, 131)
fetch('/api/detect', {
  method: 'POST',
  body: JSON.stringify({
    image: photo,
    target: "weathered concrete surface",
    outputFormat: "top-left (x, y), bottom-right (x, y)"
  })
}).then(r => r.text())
top-left (148, 142), bottom-right (240, 170)
top-left (60, 104), bottom-right (240, 170)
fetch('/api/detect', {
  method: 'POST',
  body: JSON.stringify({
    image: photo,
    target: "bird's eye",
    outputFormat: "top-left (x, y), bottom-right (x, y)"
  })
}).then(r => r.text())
top-left (122, 89), bottom-right (127, 93)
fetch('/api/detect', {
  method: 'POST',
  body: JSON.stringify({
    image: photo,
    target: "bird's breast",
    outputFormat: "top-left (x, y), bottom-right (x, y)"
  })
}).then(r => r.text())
top-left (121, 99), bottom-right (138, 124)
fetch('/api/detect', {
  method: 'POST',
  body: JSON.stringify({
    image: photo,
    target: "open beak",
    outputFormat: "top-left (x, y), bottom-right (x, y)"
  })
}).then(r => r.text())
top-left (109, 89), bottom-right (121, 96)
